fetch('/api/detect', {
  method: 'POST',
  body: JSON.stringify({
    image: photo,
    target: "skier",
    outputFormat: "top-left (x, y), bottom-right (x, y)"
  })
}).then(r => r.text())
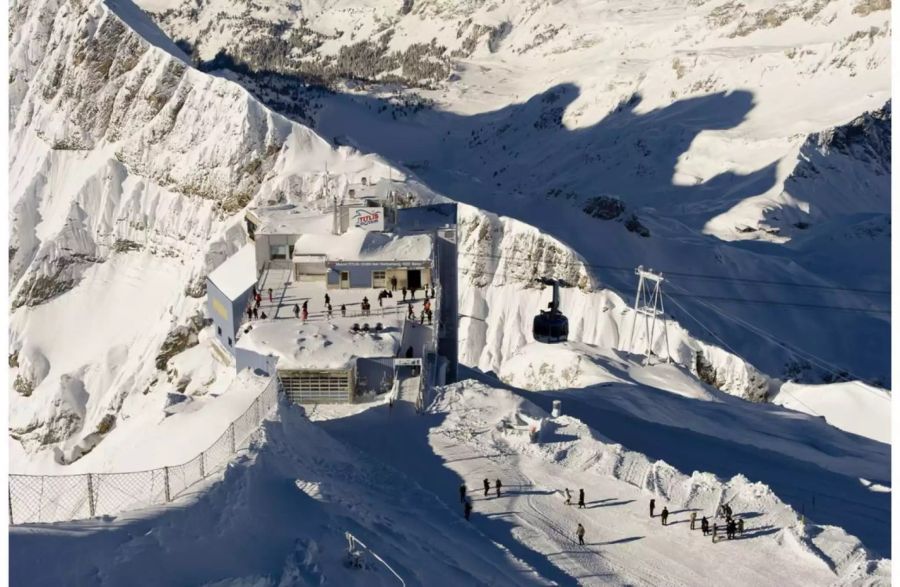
top-left (738, 518), bottom-right (744, 536)
top-left (341, 304), bottom-right (347, 317)
top-left (495, 479), bottom-right (502, 498)
top-left (690, 511), bottom-right (697, 530)
top-left (268, 288), bottom-right (273, 303)
top-left (325, 293), bottom-right (330, 306)
top-left (661, 506), bottom-right (669, 526)
top-left (464, 498), bottom-right (473, 521)
top-left (650, 498), bottom-right (656, 518)
top-left (327, 303), bottom-right (333, 319)
top-left (701, 516), bottom-right (709, 536)
top-left (578, 489), bottom-right (585, 509)
top-left (390, 275), bottom-right (398, 291)
top-left (293, 304), bottom-right (300, 318)
top-left (564, 488), bottom-right (572, 506)
top-left (483, 478), bottom-right (490, 497)
top-left (576, 523), bottom-right (585, 546)
top-left (459, 483), bottom-right (467, 503)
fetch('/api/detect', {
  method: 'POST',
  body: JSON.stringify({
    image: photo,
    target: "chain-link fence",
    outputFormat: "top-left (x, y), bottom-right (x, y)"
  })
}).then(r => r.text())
top-left (9, 376), bottom-right (279, 525)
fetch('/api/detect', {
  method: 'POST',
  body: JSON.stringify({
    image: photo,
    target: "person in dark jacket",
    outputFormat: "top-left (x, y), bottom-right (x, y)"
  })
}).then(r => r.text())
top-left (661, 507), bottom-right (669, 526)
top-left (402, 287), bottom-right (407, 301)
top-left (341, 304), bottom-right (347, 317)
top-left (459, 483), bottom-right (466, 503)
top-left (701, 516), bottom-right (709, 536)
top-left (324, 293), bottom-right (330, 306)
top-left (390, 275), bottom-right (398, 291)
top-left (268, 288), bottom-right (273, 303)
top-left (483, 478), bottom-right (490, 497)
top-left (247, 306), bottom-right (254, 320)
top-left (495, 479), bottom-right (502, 498)
top-left (650, 498), bottom-right (656, 518)
top-left (293, 304), bottom-right (300, 318)
top-left (578, 489), bottom-right (585, 509)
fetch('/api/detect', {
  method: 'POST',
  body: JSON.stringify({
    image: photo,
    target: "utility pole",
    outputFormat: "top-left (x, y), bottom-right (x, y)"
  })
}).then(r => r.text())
top-left (626, 266), bottom-right (671, 365)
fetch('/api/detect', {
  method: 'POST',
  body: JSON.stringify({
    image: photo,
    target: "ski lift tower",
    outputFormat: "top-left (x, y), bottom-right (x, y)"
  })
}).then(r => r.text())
top-left (626, 265), bottom-right (671, 364)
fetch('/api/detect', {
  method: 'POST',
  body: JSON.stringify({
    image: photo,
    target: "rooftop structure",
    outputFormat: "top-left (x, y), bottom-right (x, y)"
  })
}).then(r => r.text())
top-left (207, 199), bottom-right (458, 405)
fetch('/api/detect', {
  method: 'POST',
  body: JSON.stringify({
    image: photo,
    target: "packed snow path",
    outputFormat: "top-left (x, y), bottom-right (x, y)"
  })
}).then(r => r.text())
top-left (318, 383), bottom-right (883, 586)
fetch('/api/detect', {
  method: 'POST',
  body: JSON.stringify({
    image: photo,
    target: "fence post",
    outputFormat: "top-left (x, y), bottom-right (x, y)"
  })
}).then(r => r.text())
top-left (87, 474), bottom-right (96, 518)
top-left (164, 467), bottom-right (171, 502)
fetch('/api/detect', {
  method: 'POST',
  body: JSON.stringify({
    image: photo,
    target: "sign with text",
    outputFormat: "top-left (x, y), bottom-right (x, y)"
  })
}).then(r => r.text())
top-left (351, 207), bottom-right (385, 231)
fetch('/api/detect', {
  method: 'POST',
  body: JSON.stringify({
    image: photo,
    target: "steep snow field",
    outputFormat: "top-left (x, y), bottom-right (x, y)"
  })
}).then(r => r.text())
top-left (13, 376), bottom-right (887, 585)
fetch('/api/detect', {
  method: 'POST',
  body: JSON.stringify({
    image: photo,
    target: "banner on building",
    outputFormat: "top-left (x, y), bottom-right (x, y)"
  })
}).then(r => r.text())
top-left (351, 207), bottom-right (385, 231)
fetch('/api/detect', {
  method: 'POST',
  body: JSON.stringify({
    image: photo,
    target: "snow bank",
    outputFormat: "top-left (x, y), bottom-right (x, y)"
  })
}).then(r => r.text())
top-left (430, 381), bottom-right (890, 585)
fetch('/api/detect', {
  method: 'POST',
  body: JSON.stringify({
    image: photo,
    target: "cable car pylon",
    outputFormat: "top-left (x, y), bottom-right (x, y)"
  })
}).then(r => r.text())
top-left (625, 266), bottom-right (671, 364)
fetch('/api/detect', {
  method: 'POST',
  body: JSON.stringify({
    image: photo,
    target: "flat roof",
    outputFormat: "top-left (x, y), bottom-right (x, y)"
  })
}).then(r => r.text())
top-left (235, 274), bottom-right (430, 370)
top-left (294, 231), bottom-right (432, 263)
top-left (208, 244), bottom-right (257, 299)
top-left (250, 206), bottom-right (334, 236)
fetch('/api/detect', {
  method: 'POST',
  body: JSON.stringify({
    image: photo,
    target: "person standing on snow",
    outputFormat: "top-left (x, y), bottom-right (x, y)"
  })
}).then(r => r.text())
top-left (650, 498), bottom-right (656, 518)
top-left (578, 489), bottom-right (585, 509)
top-left (712, 523), bottom-right (718, 543)
top-left (459, 483), bottom-right (467, 503)
top-left (661, 506), bottom-right (669, 526)
top-left (390, 275), bottom-right (398, 291)
top-left (495, 479), bottom-right (502, 498)
top-left (326, 303), bottom-right (333, 319)
top-left (464, 498), bottom-right (473, 521)
top-left (325, 293), bottom-right (330, 306)
top-left (483, 478), bottom-right (490, 497)
top-left (738, 518), bottom-right (745, 536)
top-left (576, 523), bottom-right (585, 546)
top-left (690, 511), bottom-right (697, 530)
top-left (293, 304), bottom-right (300, 318)
top-left (268, 288), bottom-right (273, 303)
top-left (301, 308), bottom-right (308, 322)
top-left (341, 304), bottom-right (347, 317)
top-left (402, 287), bottom-right (407, 301)
top-left (564, 488), bottom-right (572, 505)
top-left (247, 306), bottom-right (254, 321)
top-left (701, 516), bottom-right (709, 536)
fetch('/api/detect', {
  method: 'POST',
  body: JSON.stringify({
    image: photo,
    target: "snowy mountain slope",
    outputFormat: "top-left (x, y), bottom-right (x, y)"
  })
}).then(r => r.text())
top-left (133, 0), bottom-right (892, 387)
top-left (7, 2), bottom-right (891, 580)
top-left (317, 380), bottom-right (889, 583)
top-left (10, 404), bottom-right (550, 587)
top-left (13, 377), bottom-right (887, 585)
top-left (7, 0), bottom-right (397, 469)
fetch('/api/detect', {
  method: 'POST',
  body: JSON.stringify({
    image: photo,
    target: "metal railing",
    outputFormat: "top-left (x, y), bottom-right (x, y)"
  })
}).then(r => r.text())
top-left (8, 377), bottom-right (279, 525)
top-left (345, 531), bottom-right (406, 586)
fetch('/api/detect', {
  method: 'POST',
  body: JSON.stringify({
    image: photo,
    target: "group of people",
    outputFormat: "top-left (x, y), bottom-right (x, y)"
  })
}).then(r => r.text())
top-left (650, 498), bottom-right (745, 542)
top-left (246, 288), bottom-right (268, 321)
top-left (563, 488), bottom-right (586, 509)
top-left (292, 300), bottom-right (309, 321)
top-left (459, 479), bottom-right (504, 520)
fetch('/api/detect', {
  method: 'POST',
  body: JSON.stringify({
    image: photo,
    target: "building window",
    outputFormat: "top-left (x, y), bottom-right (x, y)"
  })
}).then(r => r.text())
top-left (270, 244), bottom-right (288, 260)
top-left (372, 270), bottom-right (386, 288)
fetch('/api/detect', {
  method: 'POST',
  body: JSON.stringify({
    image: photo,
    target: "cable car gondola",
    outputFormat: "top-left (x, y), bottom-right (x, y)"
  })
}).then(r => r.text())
top-left (532, 278), bottom-right (569, 343)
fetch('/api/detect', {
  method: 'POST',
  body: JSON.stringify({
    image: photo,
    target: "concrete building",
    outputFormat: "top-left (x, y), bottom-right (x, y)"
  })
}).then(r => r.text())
top-left (209, 195), bottom-right (458, 404)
